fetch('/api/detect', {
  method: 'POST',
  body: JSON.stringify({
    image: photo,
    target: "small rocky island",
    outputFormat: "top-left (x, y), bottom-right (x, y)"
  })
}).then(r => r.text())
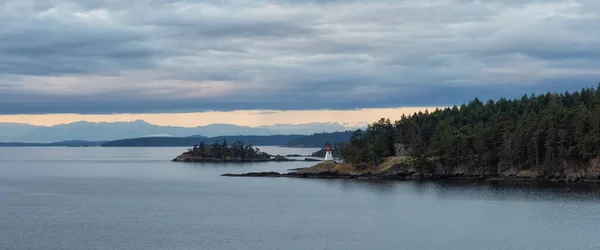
top-left (172, 140), bottom-right (321, 163)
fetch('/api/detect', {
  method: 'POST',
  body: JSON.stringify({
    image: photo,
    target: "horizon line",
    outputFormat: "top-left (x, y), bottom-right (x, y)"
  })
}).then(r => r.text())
top-left (0, 107), bottom-right (440, 127)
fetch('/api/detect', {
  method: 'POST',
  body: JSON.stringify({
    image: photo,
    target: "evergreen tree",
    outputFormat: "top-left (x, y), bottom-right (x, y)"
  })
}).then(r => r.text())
top-left (339, 85), bottom-right (600, 173)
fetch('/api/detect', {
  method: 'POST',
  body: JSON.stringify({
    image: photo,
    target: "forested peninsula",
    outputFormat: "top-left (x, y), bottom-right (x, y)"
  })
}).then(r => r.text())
top-left (225, 86), bottom-right (600, 182)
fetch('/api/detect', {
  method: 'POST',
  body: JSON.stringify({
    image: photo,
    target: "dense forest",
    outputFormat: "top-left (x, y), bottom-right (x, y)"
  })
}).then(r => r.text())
top-left (341, 85), bottom-right (600, 176)
top-left (184, 140), bottom-right (270, 160)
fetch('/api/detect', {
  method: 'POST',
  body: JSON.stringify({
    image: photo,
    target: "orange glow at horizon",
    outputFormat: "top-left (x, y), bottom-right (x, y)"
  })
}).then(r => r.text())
top-left (0, 107), bottom-right (440, 127)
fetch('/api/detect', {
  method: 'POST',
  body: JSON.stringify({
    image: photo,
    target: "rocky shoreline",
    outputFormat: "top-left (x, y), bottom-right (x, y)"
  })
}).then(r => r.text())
top-left (221, 157), bottom-right (600, 183)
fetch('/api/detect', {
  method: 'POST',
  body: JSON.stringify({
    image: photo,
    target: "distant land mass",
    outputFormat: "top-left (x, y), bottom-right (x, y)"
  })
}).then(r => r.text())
top-left (283, 131), bottom-right (353, 147)
top-left (0, 140), bottom-right (106, 147)
top-left (102, 135), bottom-right (304, 147)
top-left (0, 132), bottom-right (354, 148)
top-left (103, 132), bottom-right (353, 147)
top-left (0, 120), bottom-right (365, 143)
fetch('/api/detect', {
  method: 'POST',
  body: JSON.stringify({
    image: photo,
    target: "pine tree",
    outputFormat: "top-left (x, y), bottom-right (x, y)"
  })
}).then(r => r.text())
top-left (339, 85), bottom-right (600, 173)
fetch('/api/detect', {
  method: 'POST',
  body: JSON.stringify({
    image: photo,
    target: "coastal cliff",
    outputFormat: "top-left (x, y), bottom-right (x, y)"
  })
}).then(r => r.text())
top-left (223, 156), bottom-right (600, 183)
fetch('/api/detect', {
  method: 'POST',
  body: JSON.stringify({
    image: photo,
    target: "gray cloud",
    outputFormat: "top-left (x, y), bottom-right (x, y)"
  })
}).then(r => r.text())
top-left (0, 0), bottom-right (599, 114)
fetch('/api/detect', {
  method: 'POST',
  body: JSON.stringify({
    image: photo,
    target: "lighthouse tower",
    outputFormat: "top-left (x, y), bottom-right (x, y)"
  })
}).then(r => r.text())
top-left (324, 145), bottom-right (334, 161)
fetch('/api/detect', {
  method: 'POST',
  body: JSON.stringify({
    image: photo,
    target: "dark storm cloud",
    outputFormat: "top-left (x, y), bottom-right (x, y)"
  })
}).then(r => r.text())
top-left (0, 0), bottom-right (599, 114)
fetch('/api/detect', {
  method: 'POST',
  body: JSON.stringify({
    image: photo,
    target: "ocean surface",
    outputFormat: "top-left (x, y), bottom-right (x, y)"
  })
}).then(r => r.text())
top-left (1, 147), bottom-right (600, 250)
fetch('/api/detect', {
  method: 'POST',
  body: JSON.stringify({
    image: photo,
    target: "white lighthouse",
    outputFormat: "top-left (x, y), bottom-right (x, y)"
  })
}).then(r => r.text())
top-left (324, 145), bottom-right (334, 161)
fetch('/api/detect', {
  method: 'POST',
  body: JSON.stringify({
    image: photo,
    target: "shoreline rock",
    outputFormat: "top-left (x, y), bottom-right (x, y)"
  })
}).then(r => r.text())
top-left (221, 158), bottom-right (600, 183)
top-left (287, 167), bottom-right (307, 171)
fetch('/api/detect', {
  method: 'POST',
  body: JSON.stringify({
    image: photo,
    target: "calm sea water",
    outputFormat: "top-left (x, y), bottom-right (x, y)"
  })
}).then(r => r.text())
top-left (1, 147), bottom-right (600, 250)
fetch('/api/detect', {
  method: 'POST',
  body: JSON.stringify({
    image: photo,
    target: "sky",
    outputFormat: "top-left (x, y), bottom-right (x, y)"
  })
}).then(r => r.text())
top-left (0, 107), bottom-right (437, 127)
top-left (1, 0), bottom-right (599, 126)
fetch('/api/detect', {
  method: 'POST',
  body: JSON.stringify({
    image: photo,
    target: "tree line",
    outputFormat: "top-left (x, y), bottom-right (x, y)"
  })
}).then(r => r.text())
top-left (340, 84), bottom-right (600, 174)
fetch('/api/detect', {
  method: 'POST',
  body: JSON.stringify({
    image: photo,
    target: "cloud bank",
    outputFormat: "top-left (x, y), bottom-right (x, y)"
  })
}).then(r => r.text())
top-left (1, 0), bottom-right (599, 114)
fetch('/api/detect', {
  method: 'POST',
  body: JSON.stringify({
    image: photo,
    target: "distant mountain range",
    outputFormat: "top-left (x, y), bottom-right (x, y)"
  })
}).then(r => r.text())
top-left (0, 120), bottom-right (365, 143)
top-left (0, 133), bottom-right (354, 148)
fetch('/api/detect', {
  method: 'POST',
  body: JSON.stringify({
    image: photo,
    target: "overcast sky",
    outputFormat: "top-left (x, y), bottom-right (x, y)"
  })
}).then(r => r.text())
top-left (1, 0), bottom-right (599, 116)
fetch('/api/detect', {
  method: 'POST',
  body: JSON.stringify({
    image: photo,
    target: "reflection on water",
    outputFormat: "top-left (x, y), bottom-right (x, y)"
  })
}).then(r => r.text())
top-left (432, 180), bottom-right (600, 202)
top-left (309, 179), bottom-right (401, 194)
top-left (1, 147), bottom-right (600, 250)
top-left (306, 178), bottom-right (600, 202)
